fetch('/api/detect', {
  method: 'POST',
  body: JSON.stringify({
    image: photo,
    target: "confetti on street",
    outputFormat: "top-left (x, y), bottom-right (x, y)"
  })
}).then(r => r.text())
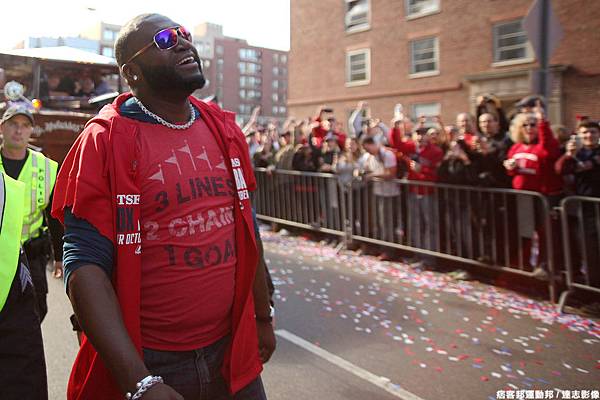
top-left (261, 228), bottom-right (600, 394)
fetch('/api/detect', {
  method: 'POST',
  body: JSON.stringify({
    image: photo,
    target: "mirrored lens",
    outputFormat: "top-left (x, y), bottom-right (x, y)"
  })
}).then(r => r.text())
top-left (178, 26), bottom-right (192, 41)
top-left (154, 28), bottom-right (178, 49)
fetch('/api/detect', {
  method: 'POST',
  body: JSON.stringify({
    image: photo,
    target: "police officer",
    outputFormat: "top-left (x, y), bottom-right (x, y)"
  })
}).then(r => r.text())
top-left (0, 171), bottom-right (48, 399)
top-left (0, 105), bottom-right (63, 322)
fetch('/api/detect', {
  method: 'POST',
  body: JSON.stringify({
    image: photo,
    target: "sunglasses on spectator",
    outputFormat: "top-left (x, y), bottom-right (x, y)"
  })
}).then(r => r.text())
top-left (127, 26), bottom-right (192, 64)
top-left (522, 122), bottom-right (537, 128)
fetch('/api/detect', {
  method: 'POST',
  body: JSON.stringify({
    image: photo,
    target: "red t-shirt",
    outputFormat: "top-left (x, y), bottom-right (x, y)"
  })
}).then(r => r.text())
top-left (137, 118), bottom-right (237, 351)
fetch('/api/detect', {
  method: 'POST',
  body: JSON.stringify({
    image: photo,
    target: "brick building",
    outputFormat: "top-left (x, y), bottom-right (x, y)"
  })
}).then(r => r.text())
top-left (192, 23), bottom-right (289, 125)
top-left (288, 0), bottom-right (600, 131)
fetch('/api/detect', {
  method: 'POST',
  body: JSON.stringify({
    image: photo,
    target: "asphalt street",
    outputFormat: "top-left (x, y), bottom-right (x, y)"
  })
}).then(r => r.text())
top-left (42, 228), bottom-right (600, 399)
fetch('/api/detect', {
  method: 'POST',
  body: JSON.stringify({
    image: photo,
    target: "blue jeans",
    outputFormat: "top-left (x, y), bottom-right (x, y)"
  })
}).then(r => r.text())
top-left (143, 335), bottom-right (267, 400)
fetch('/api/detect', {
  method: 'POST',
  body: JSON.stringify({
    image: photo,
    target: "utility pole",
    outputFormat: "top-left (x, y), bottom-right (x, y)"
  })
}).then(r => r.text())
top-left (538, 0), bottom-right (549, 98)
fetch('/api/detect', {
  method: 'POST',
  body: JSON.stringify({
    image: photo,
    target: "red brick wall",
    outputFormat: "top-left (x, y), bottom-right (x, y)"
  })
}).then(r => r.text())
top-left (289, 0), bottom-right (600, 130)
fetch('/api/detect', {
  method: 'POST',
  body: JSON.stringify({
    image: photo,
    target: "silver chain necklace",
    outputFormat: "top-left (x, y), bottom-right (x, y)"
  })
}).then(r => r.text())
top-left (132, 97), bottom-right (196, 130)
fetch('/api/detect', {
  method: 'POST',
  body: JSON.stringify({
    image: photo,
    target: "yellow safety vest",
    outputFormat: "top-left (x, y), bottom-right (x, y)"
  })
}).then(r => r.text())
top-left (0, 172), bottom-right (25, 312)
top-left (0, 149), bottom-right (58, 243)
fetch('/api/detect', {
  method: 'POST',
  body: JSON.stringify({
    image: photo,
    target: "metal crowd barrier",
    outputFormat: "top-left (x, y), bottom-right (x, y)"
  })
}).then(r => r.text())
top-left (252, 168), bottom-right (566, 303)
top-left (558, 196), bottom-right (600, 311)
top-left (253, 169), bottom-right (347, 238)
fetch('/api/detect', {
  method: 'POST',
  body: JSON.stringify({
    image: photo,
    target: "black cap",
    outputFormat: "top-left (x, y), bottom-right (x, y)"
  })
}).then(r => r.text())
top-left (1, 105), bottom-right (34, 125)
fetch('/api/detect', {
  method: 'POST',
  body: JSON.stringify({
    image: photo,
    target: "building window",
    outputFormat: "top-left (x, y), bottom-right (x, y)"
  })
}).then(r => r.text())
top-left (281, 55), bottom-right (287, 64)
top-left (272, 80), bottom-right (279, 90)
top-left (410, 37), bottom-right (438, 75)
top-left (273, 67), bottom-right (279, 75)
top-left (493, 19), bottom-right (532, 63)
top-left (272, 106), bottom-right (279, 115)
top-left (273, 54), bottom-right (279, 64)
top-left (240, 89), bottom-right (262, 100)
top-left (279, 106), bottom-right (287, 114)
top-left (272, 93), bottom-right (279, 102)
top-left (411, 102), bottom-right (441, 125)
top-left (196, 43), bottom-right (211, 55)
top-left (217, 73), bottom-right (223, 82)
top-left (240, 76), bottom-right (262, 88)
top-left (239, 62), bottom-right (261, 74)
top-left (216, 45), bottom-right (224, 55)
top-left (101, 47), bottom-right (114, 58)
top-left (405, 0), bottom-right (440, 18)
top-left (239, 48), bottom-right (260, 62)
top-left (345, 0), bottom-right (370, 32)
top-left (103, 29), bottom-right (115, 41)
top-left (203, 59), bottom-right (211, 68)
top-left (346, 48), bottom-right (371, 86)
top-left (239, 104), bottom-right (252, 115)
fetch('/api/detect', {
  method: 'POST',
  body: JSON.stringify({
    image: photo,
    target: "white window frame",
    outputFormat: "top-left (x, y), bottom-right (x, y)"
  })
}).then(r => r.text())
top-left (345, 48), bottom-right (371, 87)
top-left (345, 0), bottom-right (371, 34)
top-left (492, 19), bottom-right (534, 65)
top-left (409, 37), bottom-right (439, 78)
top-left (411, 102), bottom-right (441, 126)
top-left (405, 0), bottom-right (440, 20)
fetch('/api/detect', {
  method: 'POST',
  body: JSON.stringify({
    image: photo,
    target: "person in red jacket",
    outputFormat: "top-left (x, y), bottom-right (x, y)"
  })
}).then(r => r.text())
top-left (310, 105), bottom-right (333, 149)
top-left (52, 14), bottom-right (274, 400)
top-left (406, 128), bottom-right (444, 256)
top-left (388, 117), bottom-right (416, 177)
top-left (504, 105), bottom-right (562, 277)
top-left (505, 111), bottom-right (563, 200)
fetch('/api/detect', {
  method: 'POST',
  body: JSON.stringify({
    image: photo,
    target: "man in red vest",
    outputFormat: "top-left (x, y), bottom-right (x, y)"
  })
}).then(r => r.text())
top-left (52, 14), bottom-right (274, 400)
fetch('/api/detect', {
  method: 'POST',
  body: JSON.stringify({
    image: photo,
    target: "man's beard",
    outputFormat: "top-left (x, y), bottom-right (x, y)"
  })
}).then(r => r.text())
top-left (138, 62), bottom-right (206, 93)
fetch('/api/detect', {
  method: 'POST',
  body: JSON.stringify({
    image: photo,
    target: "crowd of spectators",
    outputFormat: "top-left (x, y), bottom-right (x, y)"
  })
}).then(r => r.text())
top-left (40, 72), bottom-right (112, 99)
top-left (243, 95), bottom-right (600, 284)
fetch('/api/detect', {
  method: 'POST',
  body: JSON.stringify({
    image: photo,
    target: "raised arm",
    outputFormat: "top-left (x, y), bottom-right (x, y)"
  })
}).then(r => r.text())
top-left (242, 106), bottom-right (261, 136)
top-left (349, 101), bottom-right (366, 137)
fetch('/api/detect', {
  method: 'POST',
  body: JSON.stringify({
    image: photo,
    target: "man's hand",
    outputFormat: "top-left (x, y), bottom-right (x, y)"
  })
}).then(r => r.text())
top-left (357, 101), bottom-right (368, 110)
top-left (52, 260), bottom-right (63, 279)
top-left (566, 140), bottom-right (578, 157)
top-left (256, 320), bottom-right (276, 363)
top-left (533, 100), bottom-right (546, 122)
top-left (410, 160), bottom-right (422, 173)
top-left (141, 383), bottom-right (184, 400)
top-left (503, 159), bottom-right (517, 171)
